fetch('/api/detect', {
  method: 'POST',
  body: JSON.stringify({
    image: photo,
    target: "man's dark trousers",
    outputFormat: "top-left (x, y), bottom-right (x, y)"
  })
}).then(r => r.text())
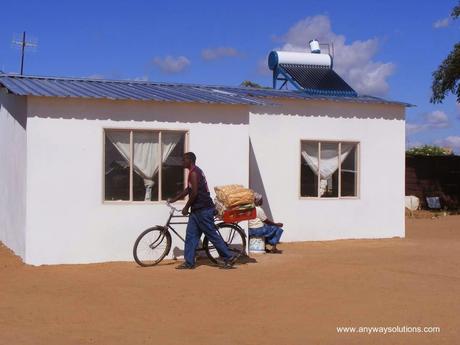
top-left (184, 207), bottom-right (233, 266)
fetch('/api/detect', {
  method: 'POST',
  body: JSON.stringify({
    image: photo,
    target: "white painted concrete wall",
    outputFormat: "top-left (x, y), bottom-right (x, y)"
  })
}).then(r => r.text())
top-left (0, 92), bottom-right (27, 258)
top-left (14, 94), bottom-right (405, 265)
top-left (249, 99), bottom-right (406, 242)
top-left (25, 97), bottom-right (249, 265)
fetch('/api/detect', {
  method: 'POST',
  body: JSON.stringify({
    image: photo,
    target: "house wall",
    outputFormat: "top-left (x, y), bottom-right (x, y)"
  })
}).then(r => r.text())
top-left (0, 91), bottom-right (27, 258)
top-left (249, 99), bottom-right (406, 241)
top-left (25, 97), bottom-right (249, 265)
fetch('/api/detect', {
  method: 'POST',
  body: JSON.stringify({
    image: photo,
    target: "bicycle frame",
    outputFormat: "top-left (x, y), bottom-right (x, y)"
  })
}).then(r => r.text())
top-left (164, 208), bottom-right (188, 244)
top-left (133, 203), bottom-right (248, 267)
top-left (161, 203), bottom-right (246, 252)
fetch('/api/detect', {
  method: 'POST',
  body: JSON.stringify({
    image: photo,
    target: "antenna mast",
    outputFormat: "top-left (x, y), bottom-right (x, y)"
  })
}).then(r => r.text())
top-left (12, 31), bottom-right (38, 75)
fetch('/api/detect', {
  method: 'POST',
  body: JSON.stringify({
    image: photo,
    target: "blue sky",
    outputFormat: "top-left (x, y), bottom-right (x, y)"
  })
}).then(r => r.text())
top-left (1, 0), bottom-right (459, 152)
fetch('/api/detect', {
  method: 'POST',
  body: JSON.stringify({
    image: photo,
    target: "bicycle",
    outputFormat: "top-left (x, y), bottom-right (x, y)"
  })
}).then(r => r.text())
top-left (133, 202), bottom-right (247, 267)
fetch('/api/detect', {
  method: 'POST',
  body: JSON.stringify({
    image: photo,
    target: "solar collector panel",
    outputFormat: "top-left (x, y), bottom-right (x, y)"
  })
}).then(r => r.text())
top-left (278, 64), bottom-right (357, 96)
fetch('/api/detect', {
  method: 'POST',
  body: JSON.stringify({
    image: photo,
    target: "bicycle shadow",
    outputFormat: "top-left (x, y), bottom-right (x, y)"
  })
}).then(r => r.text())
top-left (172, 246), bottom-right (185, 260)
top-left (234, 254), bottom-right (258, 266)
top-left (172, 245), bottom-right (208, 260)
top-left (194, 254), bottom-right (258, 268)
top-left (170, 244), bottom-right (258, 268)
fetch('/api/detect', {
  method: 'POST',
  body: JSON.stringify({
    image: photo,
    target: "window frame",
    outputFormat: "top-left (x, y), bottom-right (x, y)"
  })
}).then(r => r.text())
top-left (102, 128), bottom-right (189, 204)
top-left (299, 139), bottom-right (360, 200)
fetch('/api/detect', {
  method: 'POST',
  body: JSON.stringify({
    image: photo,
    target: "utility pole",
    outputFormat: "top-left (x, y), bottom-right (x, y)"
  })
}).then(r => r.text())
top-left (12, 31), bottom-right (37, 75)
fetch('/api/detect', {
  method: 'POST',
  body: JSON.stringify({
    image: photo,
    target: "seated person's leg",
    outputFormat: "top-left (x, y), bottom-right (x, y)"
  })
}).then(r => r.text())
top-left (264, 225), bottom-right (281, 244)
top-left (248, 227), bottom-right (265, 238)
top-left (273, 227), bottom-right (283, 244)
top-left (265, 225), bottom-right (283, 253)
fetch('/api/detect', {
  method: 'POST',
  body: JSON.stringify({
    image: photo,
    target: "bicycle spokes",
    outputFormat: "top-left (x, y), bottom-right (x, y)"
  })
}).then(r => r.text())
top-left (133, 228), bottom-right (171, 266)
top-left (149, 232), bottom-right (166, 249)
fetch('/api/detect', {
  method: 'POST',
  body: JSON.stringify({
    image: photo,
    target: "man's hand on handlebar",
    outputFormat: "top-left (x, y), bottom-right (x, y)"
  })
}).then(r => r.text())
top-left (167, 188), bottom-right (192, 216)
top-left (167, 199), bottom-right (189, 216)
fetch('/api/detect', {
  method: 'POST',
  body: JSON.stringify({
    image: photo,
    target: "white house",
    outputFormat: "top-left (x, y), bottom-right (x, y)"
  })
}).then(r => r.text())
top-left (0, 64), bottom-right (409, 265)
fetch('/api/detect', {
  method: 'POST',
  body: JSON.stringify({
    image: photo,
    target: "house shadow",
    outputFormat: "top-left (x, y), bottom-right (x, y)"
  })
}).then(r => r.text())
top-left (27, 97), bottom-right (250, 125)
top-left (250, 98), bottom-right (407, 121)
top-left (1, 93), bottom-right (27, 129)
top-left (249, 138), bottom-right (273, 220)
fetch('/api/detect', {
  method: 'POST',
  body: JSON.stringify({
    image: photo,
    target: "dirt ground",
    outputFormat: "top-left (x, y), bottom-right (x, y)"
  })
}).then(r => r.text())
top-left (1, 216), bottom-right (459, 345)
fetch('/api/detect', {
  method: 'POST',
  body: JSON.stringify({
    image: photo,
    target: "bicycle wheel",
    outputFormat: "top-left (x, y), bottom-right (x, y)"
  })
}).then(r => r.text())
top-left (133, 226), bottom-right (172, 267)
top-left (203, 223), bottom-right (246, 264)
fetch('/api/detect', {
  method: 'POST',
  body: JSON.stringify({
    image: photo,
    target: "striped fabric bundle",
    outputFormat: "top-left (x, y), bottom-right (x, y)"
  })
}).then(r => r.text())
top-left (214, 185), bottom-right (255, 216)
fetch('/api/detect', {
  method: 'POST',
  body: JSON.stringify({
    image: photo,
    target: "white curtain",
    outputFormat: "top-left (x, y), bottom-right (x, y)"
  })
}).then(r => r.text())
top-left (301, 142), bottom-right (354, 196)
top-left (162, 132), bottom-right (182, 167)
top-left (107, 131), bottom-right (182, 200)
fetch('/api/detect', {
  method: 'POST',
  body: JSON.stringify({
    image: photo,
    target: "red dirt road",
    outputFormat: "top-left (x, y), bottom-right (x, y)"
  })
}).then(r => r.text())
top-left (1, 216), bottom-right (459, 344)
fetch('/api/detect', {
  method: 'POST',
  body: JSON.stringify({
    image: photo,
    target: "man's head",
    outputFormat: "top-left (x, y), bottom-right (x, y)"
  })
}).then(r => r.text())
top-left (183, 152), bottom-right (196, 169)
top-left (254, 192), bottom-right (263, 206)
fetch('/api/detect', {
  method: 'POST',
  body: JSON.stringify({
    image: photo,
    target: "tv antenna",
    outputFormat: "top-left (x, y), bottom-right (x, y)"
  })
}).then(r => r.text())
top-left (12, 31), bottom-right (38, 75)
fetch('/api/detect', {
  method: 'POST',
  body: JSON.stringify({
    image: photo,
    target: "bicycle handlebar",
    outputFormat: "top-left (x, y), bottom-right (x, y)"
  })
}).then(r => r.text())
top-left (166, 201), bottom-right (182, 214)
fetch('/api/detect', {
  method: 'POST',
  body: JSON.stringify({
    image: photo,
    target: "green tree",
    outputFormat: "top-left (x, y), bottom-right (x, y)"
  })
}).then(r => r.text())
top-left (431, 2), bottom-right (460, 103)
top-left (240, 80), bottom-right (269, 89)
top-left (453, 2), bottom-right (460, 17)
top-left (406, 145), bottom-right (453, 156)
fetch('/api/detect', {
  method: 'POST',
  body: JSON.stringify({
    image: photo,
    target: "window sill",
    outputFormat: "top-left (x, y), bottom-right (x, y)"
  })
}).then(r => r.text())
top-left (299, 196), bottom-right (360, 200)
top-left (103, 200), bottom-right (187, 205)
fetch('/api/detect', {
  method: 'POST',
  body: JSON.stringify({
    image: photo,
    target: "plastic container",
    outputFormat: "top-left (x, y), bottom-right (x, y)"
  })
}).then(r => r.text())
top-left (222, 208), bottom-right (256, 223)
top-left (249, 236), bottom-right (266, 254)
top-left (309, 39), bottom-right (321, 53)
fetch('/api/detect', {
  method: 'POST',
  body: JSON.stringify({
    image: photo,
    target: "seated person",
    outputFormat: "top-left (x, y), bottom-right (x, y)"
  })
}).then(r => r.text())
top-left (248, 193), bottom-right (284, 253)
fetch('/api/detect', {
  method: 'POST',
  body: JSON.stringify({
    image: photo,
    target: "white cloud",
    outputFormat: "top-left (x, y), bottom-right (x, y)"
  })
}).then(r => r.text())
top-left (152, 56), bottom-right (190, 74)
top-left (273, 15), bottom-right (395, 96)
top-left (406, 110), bottom-right (450, 135)
top-left (435, 136), bottom-right (460, 153)
top-left (427, 110), bottom-right (450, 126)
top-left (433, 17), bottom-right (450, 29)
top-left (406, 123), bottom-right (428, 135)
top-left (201, 47), bottom-right (241, 60)
top-left (425, 110), bottom-right (449, 128)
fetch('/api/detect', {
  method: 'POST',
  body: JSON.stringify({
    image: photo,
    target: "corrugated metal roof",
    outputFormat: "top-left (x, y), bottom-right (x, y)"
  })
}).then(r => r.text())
top-left (0, 74), bottom-right (412, 107)
top-left (0, 74), bottom-right (267, 106)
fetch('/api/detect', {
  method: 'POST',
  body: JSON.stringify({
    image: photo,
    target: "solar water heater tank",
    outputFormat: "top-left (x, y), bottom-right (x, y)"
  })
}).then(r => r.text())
top-left (268, 51), bottom-right (332, 71)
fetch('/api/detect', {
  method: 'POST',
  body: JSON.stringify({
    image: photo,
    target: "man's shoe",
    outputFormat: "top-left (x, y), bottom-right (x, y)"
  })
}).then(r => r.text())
top-left (219, 254), bottom-right (238, 269)
top-left (175, 262), bottom-right (195, 270)
top-left (269, 248), bottom-right (283, 254)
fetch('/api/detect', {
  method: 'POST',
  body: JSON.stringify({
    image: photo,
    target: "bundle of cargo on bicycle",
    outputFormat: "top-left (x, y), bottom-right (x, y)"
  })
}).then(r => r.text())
top-left (214, 184), bottom-right (256, 223)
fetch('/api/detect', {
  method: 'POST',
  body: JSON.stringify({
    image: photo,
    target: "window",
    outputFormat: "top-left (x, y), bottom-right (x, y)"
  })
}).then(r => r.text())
top-left (104, 129), bottom-right (187, 202)
top-left (300, 141), bottom-right (359, 198)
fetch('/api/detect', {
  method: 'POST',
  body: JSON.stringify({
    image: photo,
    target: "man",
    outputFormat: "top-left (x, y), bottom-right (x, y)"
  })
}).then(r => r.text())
top-left (248, 193), bottom-right (284, 253)
top-left (168, 152), bottom-right (238, 269)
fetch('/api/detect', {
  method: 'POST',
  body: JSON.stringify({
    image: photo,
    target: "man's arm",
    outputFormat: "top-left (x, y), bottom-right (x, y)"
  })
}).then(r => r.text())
top-left (263, 218), bottom-right (283, 228)
top-left (168, 188), bottom-right (189, 204)
top-left (181, 171), bottom-right (198, 216)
